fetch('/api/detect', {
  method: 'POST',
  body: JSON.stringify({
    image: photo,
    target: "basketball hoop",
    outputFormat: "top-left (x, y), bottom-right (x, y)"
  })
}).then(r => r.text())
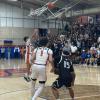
top-left (47, 2), bottom-right (55, 9)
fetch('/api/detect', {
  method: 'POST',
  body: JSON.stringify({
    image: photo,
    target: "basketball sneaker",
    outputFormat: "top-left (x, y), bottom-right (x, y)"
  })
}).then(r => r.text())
top-left (24, 75), bottom-right (31, 82)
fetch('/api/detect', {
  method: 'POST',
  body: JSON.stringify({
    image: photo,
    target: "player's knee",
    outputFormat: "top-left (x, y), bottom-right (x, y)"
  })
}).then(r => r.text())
top-left (39, 81), bottom-right (46, 84)
top-left (31, 78), bottom-right (37, 81)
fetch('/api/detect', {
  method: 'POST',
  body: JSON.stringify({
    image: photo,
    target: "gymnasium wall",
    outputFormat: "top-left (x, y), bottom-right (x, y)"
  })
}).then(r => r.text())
top-left (0, 3), bottom-right (64, 45)
top-left (0, 27), bottom-right (33, 45)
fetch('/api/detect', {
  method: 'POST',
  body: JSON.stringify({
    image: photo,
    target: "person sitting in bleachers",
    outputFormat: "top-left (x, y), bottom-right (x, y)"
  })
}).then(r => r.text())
top-left (1, 47), bottom-right (5, 60)
top-left (90, 44), bottom-right (97, 66)
top-left (80, 50), bottom-right (86, 65)
top-left (14, 46), bottom-right (20, 59)
top-left (97, 47), bottom-right (100, 66)
top-left (86, 50), bottom-right (92, 66)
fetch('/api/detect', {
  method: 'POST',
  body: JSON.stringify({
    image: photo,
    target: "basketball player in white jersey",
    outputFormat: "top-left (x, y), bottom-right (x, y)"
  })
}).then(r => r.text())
top-left (24, 29), bottom-right (39, 82)
top-left (24, 37), bottom-right (34, 82)
top-left (31, 38), bottom-right (54, 100)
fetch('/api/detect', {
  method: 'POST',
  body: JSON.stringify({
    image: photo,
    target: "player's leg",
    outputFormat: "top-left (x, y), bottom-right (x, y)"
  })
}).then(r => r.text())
top-left (24, 54), bottom-right (31, 82)
top-left (31, 65), bottom-right (38, 97)
top-left (27, 63), bottom-right (31, 76)
top-left (51, 78), bottom-right (62, 99)
top-left (68, 87), bottom-right (74, 100)
top-left (24, 63), bottom-right (31, 82)
top-left (32, 81), bottom-right (45, 100)
top-left (65, 80), bottom-right (75, 100)
top-left (31, 79), bottom-right (37, 97)
top-left (32, 67), bottom-right (46, 100)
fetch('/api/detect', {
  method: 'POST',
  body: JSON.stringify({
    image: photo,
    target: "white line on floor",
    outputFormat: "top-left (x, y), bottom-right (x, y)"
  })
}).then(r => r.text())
top-left (61, 94), bottom-right (100, 100)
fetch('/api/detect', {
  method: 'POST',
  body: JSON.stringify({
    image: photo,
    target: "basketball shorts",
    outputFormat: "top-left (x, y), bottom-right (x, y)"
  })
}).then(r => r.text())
top-left (31, 64), bottom-right (47, 82)
top-left (52, 77), bottom-right (72, 89)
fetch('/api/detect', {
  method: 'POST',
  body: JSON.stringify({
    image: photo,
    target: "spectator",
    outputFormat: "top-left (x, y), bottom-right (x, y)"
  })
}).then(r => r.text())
top-left (20, 47), bottom-right (25, 59)
top-left (80, 50), bottom-right (86, 65)
top-left (86, 50), bottom-right (91, 66)
top-left (14, 46), bottom-right (20, 59)
top-left (1, 46), bottom-right (5, 60)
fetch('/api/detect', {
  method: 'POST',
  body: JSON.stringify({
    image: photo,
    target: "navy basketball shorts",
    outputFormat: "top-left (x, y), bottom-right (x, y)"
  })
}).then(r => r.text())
top-left (52, 77), bottom-right (72, 89)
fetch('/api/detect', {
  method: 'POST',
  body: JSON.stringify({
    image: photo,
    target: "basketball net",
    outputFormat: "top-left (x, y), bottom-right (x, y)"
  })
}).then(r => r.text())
top-left (28, 0), bottom-right (58, 16)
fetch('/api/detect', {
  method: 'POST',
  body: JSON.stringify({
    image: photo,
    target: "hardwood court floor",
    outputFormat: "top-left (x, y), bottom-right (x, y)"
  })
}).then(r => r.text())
top-left (0, 59), bottom-right (100, 100)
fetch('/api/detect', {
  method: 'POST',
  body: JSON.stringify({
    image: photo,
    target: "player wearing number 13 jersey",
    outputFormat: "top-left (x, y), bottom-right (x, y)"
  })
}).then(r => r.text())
top-left (31, 38), bottom-right (54, 100)
top-left (51, 50), bottom-right (75, 100)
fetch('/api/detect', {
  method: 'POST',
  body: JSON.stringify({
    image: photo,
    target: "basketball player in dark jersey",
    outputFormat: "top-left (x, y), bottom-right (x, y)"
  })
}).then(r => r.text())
top-left (51, 50), bottom-right (75, 100)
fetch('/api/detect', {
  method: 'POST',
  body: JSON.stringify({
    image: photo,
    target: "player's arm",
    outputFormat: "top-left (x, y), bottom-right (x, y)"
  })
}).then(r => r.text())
top-left (70, 61), bottom-right (76, 86)
top-left (31, 29), bottom-right (39, 40)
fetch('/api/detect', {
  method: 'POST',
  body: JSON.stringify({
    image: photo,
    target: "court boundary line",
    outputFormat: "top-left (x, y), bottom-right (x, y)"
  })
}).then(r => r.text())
top-left (0, 88), bottom-right (30, 95)
top-left (60, 94), bottom-right (100, 100)
top-left (39, 94), bottom-right (100, 100)
top-left (0, 88), bottom-right (100, 100)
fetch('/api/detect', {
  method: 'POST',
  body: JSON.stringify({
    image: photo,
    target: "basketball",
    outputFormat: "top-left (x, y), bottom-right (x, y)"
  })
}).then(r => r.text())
top-left (47, 2), bottom-right (55, 9)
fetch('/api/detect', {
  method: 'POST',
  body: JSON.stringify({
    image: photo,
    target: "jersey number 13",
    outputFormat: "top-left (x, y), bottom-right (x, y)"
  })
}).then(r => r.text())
top-left (64, 61), bottom-right (70, 69)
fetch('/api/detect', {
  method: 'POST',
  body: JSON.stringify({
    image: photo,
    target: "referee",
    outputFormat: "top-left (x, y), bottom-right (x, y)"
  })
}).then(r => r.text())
top-left (51, 49), bottom-right (75, 100)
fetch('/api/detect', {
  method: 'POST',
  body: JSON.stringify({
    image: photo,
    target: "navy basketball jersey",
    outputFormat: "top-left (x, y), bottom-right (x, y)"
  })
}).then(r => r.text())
top-left (58, 56), bottom-right (74, 79)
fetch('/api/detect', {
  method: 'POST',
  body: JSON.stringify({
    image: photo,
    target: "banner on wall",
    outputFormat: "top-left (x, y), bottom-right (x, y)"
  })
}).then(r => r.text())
top-left (88, 16), bottom-right (94, 24)
top-left (96, 15), bottom-right (100, 23)
top-left (4, 40), bottom-right (13, 45)
top-left (77, 16), bottom-right (94, 24)
top-left (77, 16), bottom-right (88, 24)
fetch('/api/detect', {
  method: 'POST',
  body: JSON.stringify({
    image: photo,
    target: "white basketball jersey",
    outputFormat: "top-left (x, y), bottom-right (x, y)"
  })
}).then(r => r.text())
top-left (34, 47), bottom-right (53, 65)
top-left (71, 45), bottom-right (77, 53)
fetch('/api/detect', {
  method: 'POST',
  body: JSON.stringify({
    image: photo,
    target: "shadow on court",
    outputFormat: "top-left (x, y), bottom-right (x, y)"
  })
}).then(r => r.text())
top-left (39, 85), bottom-right (100, 100)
